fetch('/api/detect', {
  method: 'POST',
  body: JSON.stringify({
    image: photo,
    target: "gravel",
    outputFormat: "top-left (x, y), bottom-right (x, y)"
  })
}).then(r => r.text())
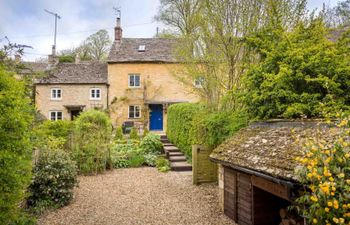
top-left (38, 167), bottom-right (235, 225)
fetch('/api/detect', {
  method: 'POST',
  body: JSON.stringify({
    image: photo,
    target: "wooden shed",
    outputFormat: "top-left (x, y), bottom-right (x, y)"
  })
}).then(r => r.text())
top-left (210, 120), bottom-right (337, 225)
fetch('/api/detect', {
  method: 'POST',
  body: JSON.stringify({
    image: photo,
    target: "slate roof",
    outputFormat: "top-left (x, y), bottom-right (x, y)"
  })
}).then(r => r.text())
top-left (108, 38), bottom-right (177, 63)
top-left (210, 120), bottom-right (340, 182)
top-left (35, 62), bottom-right (108, 84)
top-left (20, 62), bottom-right (48, 74)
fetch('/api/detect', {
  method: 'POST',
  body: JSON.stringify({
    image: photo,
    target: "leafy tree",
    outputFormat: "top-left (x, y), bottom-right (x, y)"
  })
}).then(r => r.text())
top-left (324, 0), bottom-right (350, 28)
top-left (85, 29), bottom-right (111, 61)
top-left (244, 19), bottom-right (350, 119)
top-left (0, 67), bottom-right (34, 224)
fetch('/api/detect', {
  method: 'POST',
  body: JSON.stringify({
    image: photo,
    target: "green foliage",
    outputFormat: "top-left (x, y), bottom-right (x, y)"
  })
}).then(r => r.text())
top-left (0, 68), bottom-right (34, 224)
top-left (244, 19), bottom-right (350, 119)
top-left (127, 152), bottom-right (145, 167)
top-left (294, 116), bottom-right (350, 224)
top-left (144, 153), bottom-right (158, 167)
top-left (167, 103), bottom-right (247, 158)
top-left (27, 149), bottom-right (78, 214)
top-left (143, 127), bottom-right (149, 137)
top-left (129, 127), bottom-right (139, 140)
top-left (71, 110), bottom-right (112, 175)
top-left (139, 133), bottom-right (163, 154)
top-left (156, 157), bottom-right (170, 172)
top-left (58, 55), bottom-right (74, 63)
top-left (167, 103), bottom-right (203, 158)
top-left (114, 126), bottom-right (124, 141)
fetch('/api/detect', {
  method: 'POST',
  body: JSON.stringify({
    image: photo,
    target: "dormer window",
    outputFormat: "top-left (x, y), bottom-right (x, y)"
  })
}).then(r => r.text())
top-left (138, 45), bottom-right (146, 52)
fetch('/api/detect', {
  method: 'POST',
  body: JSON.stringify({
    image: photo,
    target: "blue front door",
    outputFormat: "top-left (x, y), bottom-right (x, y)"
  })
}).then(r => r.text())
top-left (149, 104), bottom-right (163, 131)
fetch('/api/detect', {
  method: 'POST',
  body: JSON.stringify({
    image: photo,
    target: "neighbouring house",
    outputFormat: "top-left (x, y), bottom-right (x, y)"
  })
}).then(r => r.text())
top-left (35, 62), bottom-right (108, 120)
top-left (107, 16), bottom-right (199, 131)
top-left (210, 120), bottom-right (337, 225)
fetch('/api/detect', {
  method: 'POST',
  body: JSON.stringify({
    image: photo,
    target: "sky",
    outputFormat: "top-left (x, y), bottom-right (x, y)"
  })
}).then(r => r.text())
top-left (0, 0), bottom-right (342, 61)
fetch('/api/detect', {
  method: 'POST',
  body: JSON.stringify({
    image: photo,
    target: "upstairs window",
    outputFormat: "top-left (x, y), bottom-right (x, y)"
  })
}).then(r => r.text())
top-left (129, 105), bottom-right (141, 119)
top-left (90, 88), bottom-right (101, 100)
top-left (129, 74), bottom-right (141, 88)
top-left (138, 45), bottom-right (146, 52)
top-left (50, 111), bottom-right (63, 121)
top-left (51, 88), bottom-right (62, 100)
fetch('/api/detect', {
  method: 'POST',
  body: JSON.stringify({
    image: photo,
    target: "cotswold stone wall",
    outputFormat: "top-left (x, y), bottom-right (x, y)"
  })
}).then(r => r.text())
top-left (108, 63), bottom-right (199, 129)
top-left (35, 84), bottom-right (108, 120)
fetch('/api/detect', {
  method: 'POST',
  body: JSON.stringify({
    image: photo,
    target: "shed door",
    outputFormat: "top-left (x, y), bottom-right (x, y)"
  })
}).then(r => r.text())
top-left (237, 173), bottom-right (253, 225)
top-left (224, 167), bottom-right (237, 221)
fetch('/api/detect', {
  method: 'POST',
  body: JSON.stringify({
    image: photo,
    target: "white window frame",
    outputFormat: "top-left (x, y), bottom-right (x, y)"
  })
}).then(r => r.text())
top-left (51, 88), bottom-right (62, 100)
top-left (128, 105), bottom-right (141, 119)
top-left (128, 74), bottom-right (141, 88)
top-left (49, 111), bottom-right (63, 121)
top-left (138, 45), bottom-right (146, 52)
top-left (194, 76), bottom-right (204, 88)
top-left (90, 88), bottom-right (101, 100)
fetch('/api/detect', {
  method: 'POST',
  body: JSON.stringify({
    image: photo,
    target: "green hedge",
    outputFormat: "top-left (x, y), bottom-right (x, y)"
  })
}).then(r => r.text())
top-left (167, 103), bottom-right (203, 158)
top-left (167, 103), bottom-right (248, 160)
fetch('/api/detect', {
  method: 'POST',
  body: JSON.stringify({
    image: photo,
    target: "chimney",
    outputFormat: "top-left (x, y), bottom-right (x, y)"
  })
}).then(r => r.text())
top-left (48, 45), bottom-right (58, 65)
top-left (15, 54), bottom-right (21, 63)
top-left (114, 17), bottom-right (122, 41)
top-left (75, 54), bottom-right (81, 64)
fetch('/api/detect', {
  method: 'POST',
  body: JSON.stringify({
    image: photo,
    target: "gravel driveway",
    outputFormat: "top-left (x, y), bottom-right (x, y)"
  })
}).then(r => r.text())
top-left (38, 167), bottom-right (235, 225)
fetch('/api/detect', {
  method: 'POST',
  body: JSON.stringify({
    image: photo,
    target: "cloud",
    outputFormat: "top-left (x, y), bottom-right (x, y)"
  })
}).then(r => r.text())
top-left (0, 0), bottom-right (161, 61)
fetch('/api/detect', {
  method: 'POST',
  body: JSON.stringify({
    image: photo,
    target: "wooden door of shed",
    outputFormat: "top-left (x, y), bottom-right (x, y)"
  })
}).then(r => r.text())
top-left (224, 167), bottom-right (237, 220)
top-left (237, 172), bottom-right (253, 225)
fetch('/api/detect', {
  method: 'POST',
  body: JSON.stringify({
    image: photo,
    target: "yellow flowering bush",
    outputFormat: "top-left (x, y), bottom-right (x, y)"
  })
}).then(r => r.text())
top-left (295, 117), bottom-right (350, 224)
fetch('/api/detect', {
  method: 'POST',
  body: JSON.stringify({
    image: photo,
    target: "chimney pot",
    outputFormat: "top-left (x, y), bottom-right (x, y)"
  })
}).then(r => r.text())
top-left (115, 17), bottom-right (123, 41)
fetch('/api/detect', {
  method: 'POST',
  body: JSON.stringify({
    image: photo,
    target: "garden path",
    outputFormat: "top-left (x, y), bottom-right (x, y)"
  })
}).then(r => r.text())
top-left (38, 167), bottom-right (235, 225)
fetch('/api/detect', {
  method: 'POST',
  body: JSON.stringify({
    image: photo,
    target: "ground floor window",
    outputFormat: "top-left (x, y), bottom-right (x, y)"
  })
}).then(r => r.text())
top-left (129, 105), bottom-right (141, 118)
top-left (90, 88), bottom-right (101, 100)
top-left (50, 111), bottom-right (63, 121)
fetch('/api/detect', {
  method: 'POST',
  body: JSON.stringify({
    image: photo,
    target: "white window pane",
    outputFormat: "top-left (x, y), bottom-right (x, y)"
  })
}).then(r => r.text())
top-left (96, 90), bottom-right (100, 98)
top-left (129, 75), bottom-right (135, 87)
top-left (57, 89), bottom-right (61, 98)
top-left (57, 112), bottom-right (62, 120)
top-left (135, 76), bottom-right (140, 87)
top-left (50, 112), bottom-right (56, 120)
top-left (129, 106), bottom-right (134, 118)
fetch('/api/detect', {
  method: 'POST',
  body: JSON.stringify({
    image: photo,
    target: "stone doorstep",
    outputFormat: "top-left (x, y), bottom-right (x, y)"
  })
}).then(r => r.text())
top-left (163, 143), bottom-right (174, 147)
top-left (168, 152), bottom-right (184, 157)
top-left (168, 155), bottom-right (187, 162)
top-left (163, 147), bottom-right (179, 152)
top-left (170, 161), bottom-right (192, 171)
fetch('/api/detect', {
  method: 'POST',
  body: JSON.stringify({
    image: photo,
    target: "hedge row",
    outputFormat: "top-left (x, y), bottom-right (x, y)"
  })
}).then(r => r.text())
top-left (166, 103), bottom-right (203, 158)
top-left (167, 103), bottom-right (248, 159)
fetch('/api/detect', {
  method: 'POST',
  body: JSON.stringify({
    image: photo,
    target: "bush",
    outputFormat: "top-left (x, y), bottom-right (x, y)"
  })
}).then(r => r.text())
top-left (143, 127), bottom-right (149, 137)
top-left (27, 149), bottom-right (78, 214)
top-left (156, 157), bottom-right (170, 172)
top-left (71, 110), bottom-right (112, 175)
top-left (128, 152), bottom-right (145, 167)
top-left (129, 127), bottom-right (139, 140)
top-left (140, 133), bottom-right (163, 154)
top-left (167, 103), bottom-right (203, 158)
top-left (144, 153), bottom-right (158, 166)
top-left (58, 55), bottom-right (74, 63)
top-left (114, 126), bottom-right (124, 141)
top-left (294, 116), bottom-right (350, 224)
top-left (0, 68), bottom-right (34, 224)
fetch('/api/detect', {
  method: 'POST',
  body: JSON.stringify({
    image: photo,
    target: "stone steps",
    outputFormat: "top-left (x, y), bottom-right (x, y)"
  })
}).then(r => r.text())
top-left (161, 135), bottom-right (192, 172)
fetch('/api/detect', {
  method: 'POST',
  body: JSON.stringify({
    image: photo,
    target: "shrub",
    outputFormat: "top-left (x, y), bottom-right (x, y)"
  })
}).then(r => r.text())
top-left (58, 55), bottom-right (74, 63)
top-left (144, 153), bottom-right (158, 166)
top-left (140, 133), bottom-right (163, 154)
top-left (156, 157), bottom-right (170, 172)
top-left (114, 126), bottom-right (124, 141)
top-left (27, 149), bottom-right (78, 214)
top-left (128, 152), bottom-right (145, 167)
top-left (71, 110), bottom-right (112, 175)
top-left (294, 116), bottom-right (350, 224)
top-left (129, 127), bottom-right (139, 140)
top-left (167, 103), bottom-right (203, 157)
top-left (0, 68), bottom-right (34, 224)
top-left (143, 127), bottom-right (149, 137)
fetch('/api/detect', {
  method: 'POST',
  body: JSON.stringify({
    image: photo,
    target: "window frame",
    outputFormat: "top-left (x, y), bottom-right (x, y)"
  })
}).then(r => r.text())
top-left (51, 88), bottom-right (62, 100)
top-left (49, 111), bottom-right (63, 121)
top-left (194, 76), bottom-right (204, 88)
top-left (128, 74), bottom-right (141, 88)
top-left (90, 88), bottom-right (101, 100)
top-left (128, 105), bottom-right (141, 119)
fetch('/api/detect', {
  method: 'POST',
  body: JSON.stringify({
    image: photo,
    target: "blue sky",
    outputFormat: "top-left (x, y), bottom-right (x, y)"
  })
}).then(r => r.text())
top-left (0, 0), bottom-right (341, 61)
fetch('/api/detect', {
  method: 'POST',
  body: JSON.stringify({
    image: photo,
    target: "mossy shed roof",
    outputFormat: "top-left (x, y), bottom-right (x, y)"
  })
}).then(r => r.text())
top-left (210, 120), bottom-right (339, 183)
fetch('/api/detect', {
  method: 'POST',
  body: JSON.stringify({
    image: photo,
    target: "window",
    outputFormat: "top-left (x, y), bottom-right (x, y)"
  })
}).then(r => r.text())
top-left (138, 45), bottom-right (146, 52)
top-left (194, 76), bottom-right (204, 88)
top-left (49, 111), bottom-right (63, 121)
top-left (90, 88), bottom-right (101, 100)
top-left (128, 74), bottom-right (141, 88)
top-left (51, 88), bottom-right (62, 100)
top-left (129, 105), bottom-right (141, 118)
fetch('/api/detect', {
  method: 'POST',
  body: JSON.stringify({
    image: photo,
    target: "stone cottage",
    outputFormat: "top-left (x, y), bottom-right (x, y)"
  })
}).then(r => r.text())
top-left (107, 16), bottom-right (199, 131)
top-left (210, 120), bottom-right (338, 225)
top-left (35, 62), bottom-right (108, 120)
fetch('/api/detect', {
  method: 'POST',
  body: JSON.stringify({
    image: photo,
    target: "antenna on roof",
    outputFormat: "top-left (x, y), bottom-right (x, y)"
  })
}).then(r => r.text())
top-left (44, 9), bottom-right (61, 56)
top-left (113, 6), bottom-right (121, 19)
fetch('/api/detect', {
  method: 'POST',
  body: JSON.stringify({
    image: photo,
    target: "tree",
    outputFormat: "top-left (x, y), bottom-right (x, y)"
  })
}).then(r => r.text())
top-left (85, 29), bottom-right (111, 61)
top-left (324, 0), bottom-right (350, 28)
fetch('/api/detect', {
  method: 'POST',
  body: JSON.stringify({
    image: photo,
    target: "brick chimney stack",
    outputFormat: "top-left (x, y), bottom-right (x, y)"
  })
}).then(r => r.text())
top-left (115, 16), bottom-right (122, 41)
